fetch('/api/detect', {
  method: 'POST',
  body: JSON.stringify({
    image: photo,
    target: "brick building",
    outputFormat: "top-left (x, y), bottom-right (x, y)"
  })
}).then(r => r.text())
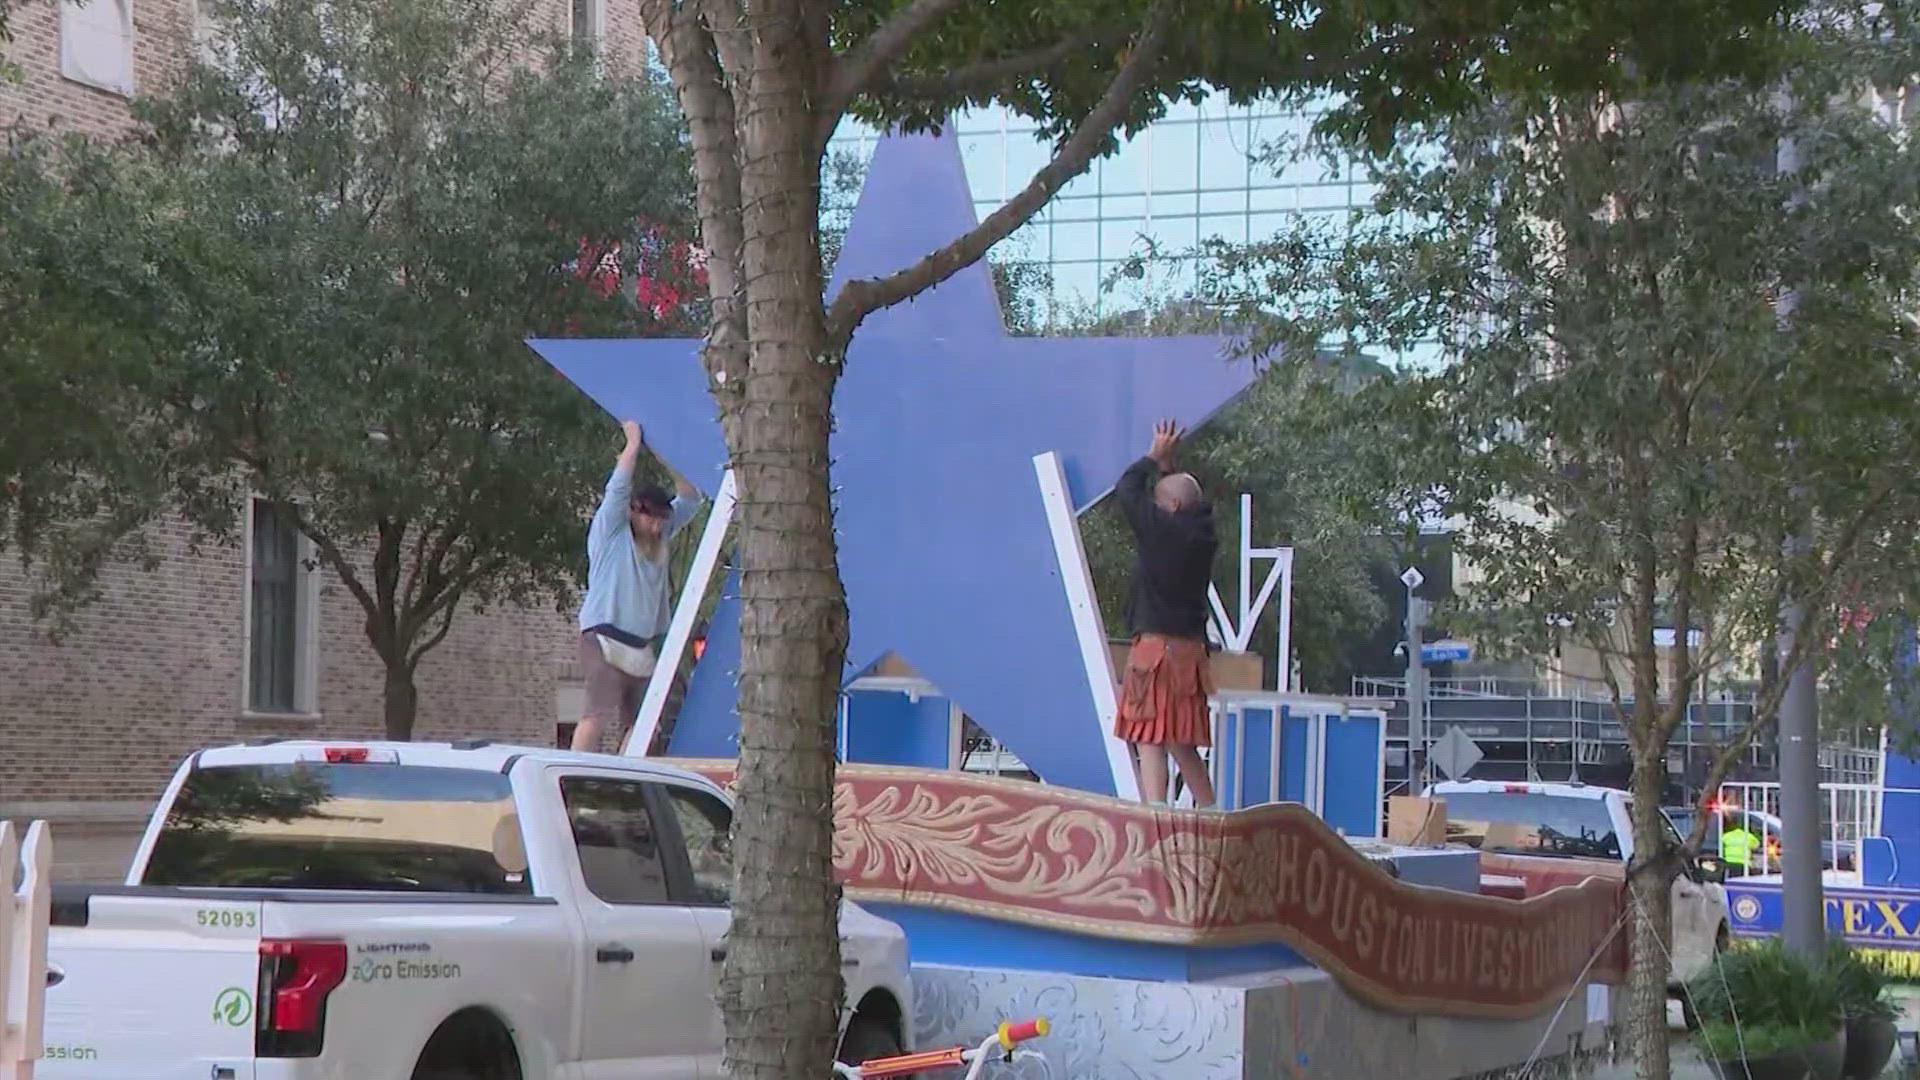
top-left (1, 0), bottom-right (652, 877)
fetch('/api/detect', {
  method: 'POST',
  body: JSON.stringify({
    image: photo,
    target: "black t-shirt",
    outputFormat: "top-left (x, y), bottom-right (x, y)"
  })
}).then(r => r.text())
top-left (1116, 456), bottom-right (1217, 641)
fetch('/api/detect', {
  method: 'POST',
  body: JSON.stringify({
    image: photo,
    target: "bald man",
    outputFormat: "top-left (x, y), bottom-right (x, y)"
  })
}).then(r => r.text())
top-left (1112, 419), bottom-right (1219, 809)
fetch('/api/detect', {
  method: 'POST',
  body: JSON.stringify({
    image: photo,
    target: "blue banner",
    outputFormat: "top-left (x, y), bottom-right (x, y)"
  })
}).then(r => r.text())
top-left (1726, 880), bottom-right (1920, 949)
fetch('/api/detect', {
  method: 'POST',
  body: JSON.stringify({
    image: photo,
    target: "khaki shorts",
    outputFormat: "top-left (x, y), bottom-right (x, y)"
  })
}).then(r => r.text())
top-left (578, 631), bottom-right (645, 730)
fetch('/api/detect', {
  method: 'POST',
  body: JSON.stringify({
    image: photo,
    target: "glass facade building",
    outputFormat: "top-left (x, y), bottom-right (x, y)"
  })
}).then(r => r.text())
top-left (827, 90), bottom-right (1449, 370)
top-left (828, 92), bottom-right (1381, 323)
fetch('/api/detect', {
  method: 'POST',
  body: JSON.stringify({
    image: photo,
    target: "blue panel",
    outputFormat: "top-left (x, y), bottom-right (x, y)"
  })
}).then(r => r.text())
top-left (1876, 622), bottom-right (1920, 888)
top-left (1234, 706), bottom-right (1275, 808)
top-left (533, 127), bottom-right (1262, 797)
top-left (864, 903), bottom-right (1303, 982)
top-left (1279, 709), bottom-right (1310, 804)
top-left (1726, 880), bottom-right (1920, 950)
top-left (1863, 838), bottom-right (1898, 888)
top-left (845, 692), bottom-right (951, 769)
top-left (668, 566), bottom-right (743, 758)
top-left (1323, 715), bottom-right (1382, 837)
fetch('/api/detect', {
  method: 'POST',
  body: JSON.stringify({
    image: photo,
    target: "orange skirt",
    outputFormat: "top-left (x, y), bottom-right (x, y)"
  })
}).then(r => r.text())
top-left (1114, 634), bottom-right (1214, 747)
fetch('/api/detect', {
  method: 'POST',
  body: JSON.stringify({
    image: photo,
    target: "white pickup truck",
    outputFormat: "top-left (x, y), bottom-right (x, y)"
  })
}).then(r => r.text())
top-left (1427, 780), bottom-right (1730, 987)
top-left (38, 740), bottom-right (914, 1080)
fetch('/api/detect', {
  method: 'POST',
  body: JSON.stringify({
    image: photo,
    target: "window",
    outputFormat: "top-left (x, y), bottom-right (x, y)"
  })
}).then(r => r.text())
top-left (246, 498), bottom-right (312, 715)
top-left (1440, 792), bottom-right (1622, 861)
top-left (659, 785), bottom-right (732, 905)
top-left (59, 0), bottom-right (135, 96)
top-left (144, 763), bottom-right (532, 894)
top-left (570, 0), bottom-right (603, 45)
top-left (562, 777), bottom-right (670, 904)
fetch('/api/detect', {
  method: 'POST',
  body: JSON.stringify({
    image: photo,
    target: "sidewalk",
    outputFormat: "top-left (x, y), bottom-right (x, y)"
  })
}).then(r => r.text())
top-left (1586, 1039), bottom-right (1719, 1080)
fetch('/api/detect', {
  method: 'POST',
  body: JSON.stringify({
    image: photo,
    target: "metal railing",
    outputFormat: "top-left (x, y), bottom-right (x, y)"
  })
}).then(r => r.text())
top-left (1715, 781), bottom-right (1880, 877)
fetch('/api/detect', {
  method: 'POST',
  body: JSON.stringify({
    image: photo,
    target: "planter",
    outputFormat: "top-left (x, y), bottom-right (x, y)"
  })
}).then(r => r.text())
top-left (1842, 1015), bottom-right (1898, 1079)
top-left (1799, 1028), bottom-right (1847, 1080)
top-left (1712, 1029), bottom-right (1844, 1080)
top-left (1709, 1050), bottom-right (1812, 1080)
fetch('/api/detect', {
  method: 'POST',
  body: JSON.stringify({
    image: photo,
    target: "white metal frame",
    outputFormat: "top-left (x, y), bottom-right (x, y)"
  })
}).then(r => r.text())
top-left (1205, 494), bottom-right (1295, 689)
top-left (2, 820), bottom-right (50, 1080)
top-left (622, 471), bottom-right (738, 757)
top-left (1033, 452), bottom-right (1139, 801)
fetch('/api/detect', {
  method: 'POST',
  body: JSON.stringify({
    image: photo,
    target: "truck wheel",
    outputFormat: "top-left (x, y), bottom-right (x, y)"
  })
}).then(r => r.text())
top-left (837, 1015), bottom-right (904, 1066)
top-left (411, 1008), bottom-right (522, 1080)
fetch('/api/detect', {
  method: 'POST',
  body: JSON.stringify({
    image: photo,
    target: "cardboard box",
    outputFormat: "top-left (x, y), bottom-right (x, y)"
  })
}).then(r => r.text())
top-left (1106, 640), bottom-right (1266, 691)
top-left (1386, 795), bottom-right (1449, 848)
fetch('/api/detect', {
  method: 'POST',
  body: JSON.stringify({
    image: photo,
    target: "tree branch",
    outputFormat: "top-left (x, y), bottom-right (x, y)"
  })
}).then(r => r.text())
top-left (399, 519), bottom-right (432, 610)
top-left (814, 0), bottom-right (968, 149)
top-left (289, 511), bottom-right (397, 661)
top-left (645, 0), bottom-right (749, 396)
top-left (373, 515), bottom-right (403, 638)
top-left (407, 587), bottom-right (464, 668)
top-left (823, 0), bottom-right (1178, 347)
top-left (863, 33), bottom-right (1088, 106)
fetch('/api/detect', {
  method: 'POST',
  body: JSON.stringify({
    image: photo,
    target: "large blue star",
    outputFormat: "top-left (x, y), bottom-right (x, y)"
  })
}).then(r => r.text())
top-left (531, 127), bottom-right (1258, 796)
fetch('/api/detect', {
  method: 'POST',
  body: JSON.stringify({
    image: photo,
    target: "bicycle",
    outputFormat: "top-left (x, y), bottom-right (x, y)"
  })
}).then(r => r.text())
top-left (831, 1017), bottom-right (1051, 1079)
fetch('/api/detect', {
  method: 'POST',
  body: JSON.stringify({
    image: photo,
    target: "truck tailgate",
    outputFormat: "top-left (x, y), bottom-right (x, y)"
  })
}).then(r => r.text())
top-left (1479, 850), bottom-right (1624, 895)
top-left (42, 892), bottom-right (263, 1080)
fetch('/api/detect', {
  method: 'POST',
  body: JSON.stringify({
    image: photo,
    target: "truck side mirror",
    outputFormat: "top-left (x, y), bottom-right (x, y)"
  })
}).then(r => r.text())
top-left (1694, 855), bottom-right (1726, 884)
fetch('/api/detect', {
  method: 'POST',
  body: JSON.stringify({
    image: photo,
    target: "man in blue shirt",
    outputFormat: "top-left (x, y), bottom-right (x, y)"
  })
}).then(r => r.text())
top-left (574, 419), bottom-right (701, 753)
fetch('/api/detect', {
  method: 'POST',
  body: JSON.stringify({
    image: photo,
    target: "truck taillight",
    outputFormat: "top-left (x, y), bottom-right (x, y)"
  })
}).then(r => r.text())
top-left (257, 939), bottom-right (347, 1058)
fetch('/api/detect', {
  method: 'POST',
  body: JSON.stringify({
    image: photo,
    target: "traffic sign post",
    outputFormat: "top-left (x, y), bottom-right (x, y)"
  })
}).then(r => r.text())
top-left (1430, 726), bottom-right (1485, 781)
top-left (1401, 567), bottom-right (1428, 790)
top-left (1421, 640), bottom-right (1472, 665)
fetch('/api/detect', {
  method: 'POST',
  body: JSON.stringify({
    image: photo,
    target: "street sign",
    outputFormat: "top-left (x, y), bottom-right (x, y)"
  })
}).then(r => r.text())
top-left (1422, 639), bottom-right (1472, 665)
top-left (1430, 726), bottom-right (1485, 781)
top-left (1400, 566), bottom-right (1425, 591)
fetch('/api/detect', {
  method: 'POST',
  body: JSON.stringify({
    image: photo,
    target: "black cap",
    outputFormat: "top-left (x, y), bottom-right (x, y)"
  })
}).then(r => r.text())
top-left (630, 484), bottom-right (674, 516)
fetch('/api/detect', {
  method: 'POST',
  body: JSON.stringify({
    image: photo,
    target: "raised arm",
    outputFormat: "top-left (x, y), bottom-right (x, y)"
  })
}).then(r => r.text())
top-left (657, 450), bottom-right (699, 502)
top-left (652, 443), bottom-right (703, 540)
top-left (589, 420), bottom-right (644, 546)
top-left (1116, 420), bottom-right (1181, 537)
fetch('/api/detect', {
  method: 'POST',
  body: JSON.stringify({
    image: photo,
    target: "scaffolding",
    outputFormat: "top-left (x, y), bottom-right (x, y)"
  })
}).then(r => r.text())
top-left (1354, 675), bottom-right (1877, 797)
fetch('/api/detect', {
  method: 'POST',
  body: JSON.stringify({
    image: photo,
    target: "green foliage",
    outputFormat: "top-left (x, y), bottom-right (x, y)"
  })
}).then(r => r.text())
top-left (1825, 939), bottom-right (1901, 1021)
top-left (841, 0), bottom-right (1796, 156)
top-left (1689, 937), bottom-right (1846, 1036)
top-left (0, 132), bottom-right (187, 625)
top-left (3, 0), bottom-right (696, 730)
top-left (1045, 294), bottom-right (1402, 689)
top-left (1696, 1019), bottom-right (1822, 1062)
top-left (1190, 2), bottom-right (1920, 740)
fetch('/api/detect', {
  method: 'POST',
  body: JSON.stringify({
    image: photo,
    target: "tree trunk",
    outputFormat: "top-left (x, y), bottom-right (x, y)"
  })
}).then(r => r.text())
top-left (1627, 758), bottom-right (1676, 1080)
top-left (382, 664), bottom-right (418, 741)
top-left (718, 7), bottom-right (845, 1079)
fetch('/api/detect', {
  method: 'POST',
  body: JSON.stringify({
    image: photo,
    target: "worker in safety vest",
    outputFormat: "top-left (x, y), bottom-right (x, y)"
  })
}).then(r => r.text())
top-left (1720, 814), bottom-right (1759, 876)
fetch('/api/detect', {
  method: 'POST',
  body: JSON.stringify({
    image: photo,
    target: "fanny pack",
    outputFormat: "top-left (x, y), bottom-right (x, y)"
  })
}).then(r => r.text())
top-left (588, 625), bottom-right (660, 678)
